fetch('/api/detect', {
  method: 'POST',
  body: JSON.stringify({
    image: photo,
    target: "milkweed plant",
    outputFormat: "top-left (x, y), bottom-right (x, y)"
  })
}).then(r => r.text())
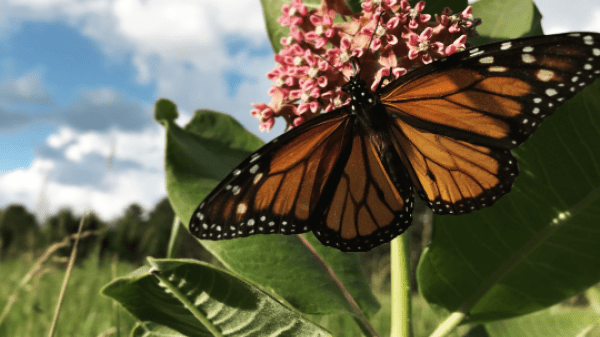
top-left (100, 1), bottom-right (600, 336)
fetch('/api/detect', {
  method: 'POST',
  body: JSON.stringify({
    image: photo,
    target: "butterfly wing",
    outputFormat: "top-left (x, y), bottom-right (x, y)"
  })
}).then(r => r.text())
top-left (388, 121), bottom-right (517, 214)
top-left (313, 128), bottom-right (414, 251)
top-left (190, 104), bottom-right (415, 251)
top-left (190, 108), bottom-right (354, 240)
top-left (381, 32), bottom-right (600, 214)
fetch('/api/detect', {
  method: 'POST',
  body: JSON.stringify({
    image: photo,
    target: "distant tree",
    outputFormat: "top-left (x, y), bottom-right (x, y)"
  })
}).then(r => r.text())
top-left (0, 204), bottom-right (40, 259)
top-left (105, 203), bottom-right (146, 263)
top-left (142, 198), bottom-right (175, 258)
top-left (42, 208), bottom-right (79, 244)
top-left (40, 208), bottom-right (105, 260)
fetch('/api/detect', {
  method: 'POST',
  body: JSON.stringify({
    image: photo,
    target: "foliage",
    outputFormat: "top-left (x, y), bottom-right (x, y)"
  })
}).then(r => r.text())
top-left (5, 0), bottom-right (600, 336)
top-left (0, 256), bottom-right (138, 336)
top-left (101, 0), bottom-right (600, 334)
top-left (0, 204), bottom-right (39, 259)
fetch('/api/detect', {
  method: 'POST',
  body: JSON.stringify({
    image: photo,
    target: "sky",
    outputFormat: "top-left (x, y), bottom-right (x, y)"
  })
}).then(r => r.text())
top-left (0, 0), bottom-right (599, 222)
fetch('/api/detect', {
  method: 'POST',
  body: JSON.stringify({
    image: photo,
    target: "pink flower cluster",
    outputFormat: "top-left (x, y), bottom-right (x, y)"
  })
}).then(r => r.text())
top-left (251, 0), bottom-right (481, 131)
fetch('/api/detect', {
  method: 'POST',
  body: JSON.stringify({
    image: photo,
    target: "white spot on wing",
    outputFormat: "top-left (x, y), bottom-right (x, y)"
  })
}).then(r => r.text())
top-left (479, 56), bottom-right (494, 64)
top-left (536, 69), bottom-right (555, 82)
top-left (470, 50), bottom-right (484, 57)
top-left (522, 54), bottom-right (536, 63)
top-left (522, 46), bottom-right (534, 53)
top-left (488, 66), bottom-right (507, 73)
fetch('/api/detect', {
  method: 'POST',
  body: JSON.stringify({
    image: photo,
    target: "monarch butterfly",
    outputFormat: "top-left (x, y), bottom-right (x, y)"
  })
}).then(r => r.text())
top-left (189, 32), bottom-right (600, 252)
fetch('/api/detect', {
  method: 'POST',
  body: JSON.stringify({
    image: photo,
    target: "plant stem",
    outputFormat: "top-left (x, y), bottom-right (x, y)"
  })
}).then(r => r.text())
top-left (297, 234), bottom-right (380, 337)
top-left (48, 212), bottom-right (89, 337)
top-left (429, 312), bottom-right (465, 337)
top-left (390, 234), bottom-right (411, 337)
top-left (166, 216), bottom-right (181, 258)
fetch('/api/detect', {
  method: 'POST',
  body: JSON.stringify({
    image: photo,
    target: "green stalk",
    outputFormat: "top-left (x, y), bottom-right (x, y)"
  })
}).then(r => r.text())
top-left (166, 216), bottom-right (181, 258)
top-left (429, 312), bottom-right (465, 337)
top-left (390, 233), bottom-right (411, 337)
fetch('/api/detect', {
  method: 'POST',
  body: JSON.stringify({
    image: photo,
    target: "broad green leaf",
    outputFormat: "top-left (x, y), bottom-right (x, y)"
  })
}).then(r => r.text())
top-left (102, 258), bottom-right (331, 337)
top-left (156, 100), bottom-right (380, 318)
top-left (485, 308), bottom-right (600, 337)
top-left (417, 80), bottom-right (600, 322)
top-left (471, 0), bottom-right (542, 45)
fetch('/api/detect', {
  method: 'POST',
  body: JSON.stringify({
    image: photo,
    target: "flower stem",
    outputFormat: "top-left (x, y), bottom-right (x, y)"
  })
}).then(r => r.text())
top-left (390, 234), bottom-right (412, 337)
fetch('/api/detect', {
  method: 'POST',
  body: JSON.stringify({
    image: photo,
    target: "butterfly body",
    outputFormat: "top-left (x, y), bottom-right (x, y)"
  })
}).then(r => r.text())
top-left (190, 32), bottom-right (600, 252)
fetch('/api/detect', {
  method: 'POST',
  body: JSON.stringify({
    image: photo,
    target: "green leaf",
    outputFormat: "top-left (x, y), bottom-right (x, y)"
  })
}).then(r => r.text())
top-left (158, 102), bottom-right (380, 318)
top-left (484, 308), bottom-right (600, 337)
top-left (131, 322), bottom-right (187, 337)
top-left (471, 0), bottom-right (543, 45)
top-left (417, 80), bottom-right (600, 322)
top-left (158, 104), bottom-right (263, 230)
top-left (102, 258), bottom-right (331, 337)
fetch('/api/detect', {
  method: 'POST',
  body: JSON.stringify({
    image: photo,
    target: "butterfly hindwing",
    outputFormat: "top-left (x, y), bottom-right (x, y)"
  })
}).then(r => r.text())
top-left (313, 130), bottom-right (414, 251)
top-left (389, 120), bottom-right (517, 215)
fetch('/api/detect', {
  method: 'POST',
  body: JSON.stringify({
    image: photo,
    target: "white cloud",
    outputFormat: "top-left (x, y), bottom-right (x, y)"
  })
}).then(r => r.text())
top-left (57, 87), bottom-right (153, 132)
top-left (2, 0), bottom-right (276, 134)
top-left (114, 0), bottom-right (215, 48)
top-left (47, 127), bottom-right (76, 148)
top-left (0, 69), bottom-right (53, 105)
top-left (0, 125), bottom-right (166, 220)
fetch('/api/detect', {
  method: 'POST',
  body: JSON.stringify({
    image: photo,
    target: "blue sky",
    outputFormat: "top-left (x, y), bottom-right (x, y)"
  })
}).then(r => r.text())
top-left (0, 0), bottom-right (599, 220)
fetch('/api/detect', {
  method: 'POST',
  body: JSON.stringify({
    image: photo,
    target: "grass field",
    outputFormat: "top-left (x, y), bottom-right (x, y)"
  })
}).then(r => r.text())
top-left (0, 252), bottom-right (471, 337)
top-left (4, 250), bottom-right (596, 337)
top-left (0, 255), bottom-right (138, 337)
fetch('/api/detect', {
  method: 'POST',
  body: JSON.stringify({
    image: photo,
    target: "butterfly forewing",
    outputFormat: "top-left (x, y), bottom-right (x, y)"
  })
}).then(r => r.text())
top-left (382, 32), bottom-right (600, 149)
top-left (190, 108), bottom-right (352, 240)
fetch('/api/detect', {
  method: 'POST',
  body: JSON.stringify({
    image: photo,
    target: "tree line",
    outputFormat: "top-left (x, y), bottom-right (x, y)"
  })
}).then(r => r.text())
top-left (0, 198), bottom-right (213, 264)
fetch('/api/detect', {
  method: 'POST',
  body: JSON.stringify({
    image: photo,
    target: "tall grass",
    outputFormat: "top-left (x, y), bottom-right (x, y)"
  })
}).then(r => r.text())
top-left (0, 253), bottom-right (137, 337)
